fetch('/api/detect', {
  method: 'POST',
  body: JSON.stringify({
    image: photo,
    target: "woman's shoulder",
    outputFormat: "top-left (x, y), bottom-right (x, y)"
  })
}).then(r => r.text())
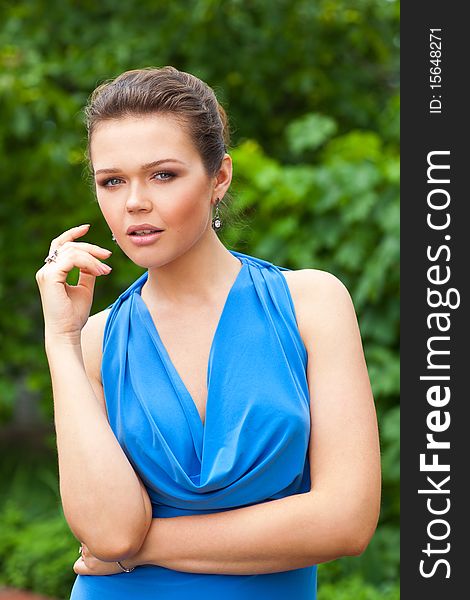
top-left (281, 267), bottom-right (351, 304)
top-left (280, 267), bottom-right (355, 345)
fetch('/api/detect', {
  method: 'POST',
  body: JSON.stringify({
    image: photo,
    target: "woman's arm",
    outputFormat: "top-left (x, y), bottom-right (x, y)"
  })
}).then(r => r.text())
top-left (37, 226), bottom-right (152, 562)
top-left (118, 270), bottom-right (381, 575)
top-left (46, 314), bottom-right (152, 561)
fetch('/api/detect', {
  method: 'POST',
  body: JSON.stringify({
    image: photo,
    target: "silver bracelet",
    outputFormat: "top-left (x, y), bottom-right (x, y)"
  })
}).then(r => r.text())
top-left (116, 560), bottom-right (135, 573)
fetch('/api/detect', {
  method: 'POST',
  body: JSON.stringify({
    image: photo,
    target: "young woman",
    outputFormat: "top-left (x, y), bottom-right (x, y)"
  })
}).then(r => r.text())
top-left (36, 66), bottom-right (381, 599)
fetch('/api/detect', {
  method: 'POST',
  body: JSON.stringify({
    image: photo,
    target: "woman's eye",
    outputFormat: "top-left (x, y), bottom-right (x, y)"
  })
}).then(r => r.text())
top-left (102, 177), bottom-right (122, 187)
top-left (153, 171), bottom-right (174, 181)
top-left (99, 172), bottom-right (174, 187)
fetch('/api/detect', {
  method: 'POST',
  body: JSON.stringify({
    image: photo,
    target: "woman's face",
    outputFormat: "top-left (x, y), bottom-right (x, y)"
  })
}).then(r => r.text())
top-left (90, 114), bottom-right (228, 268)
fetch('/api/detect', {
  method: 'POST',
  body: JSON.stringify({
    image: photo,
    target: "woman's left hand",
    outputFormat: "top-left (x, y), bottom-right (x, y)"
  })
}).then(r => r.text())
top-left (73, 543), bottom-right (129, 576)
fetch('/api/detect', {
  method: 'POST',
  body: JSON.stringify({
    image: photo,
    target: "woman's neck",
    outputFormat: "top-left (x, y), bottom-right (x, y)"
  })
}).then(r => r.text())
top-left (141, 233), bottom-right (242, 309)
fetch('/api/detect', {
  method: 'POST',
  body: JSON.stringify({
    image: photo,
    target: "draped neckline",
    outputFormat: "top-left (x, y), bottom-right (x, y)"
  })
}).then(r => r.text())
top-left (133, 254), bottom-right (247, 457)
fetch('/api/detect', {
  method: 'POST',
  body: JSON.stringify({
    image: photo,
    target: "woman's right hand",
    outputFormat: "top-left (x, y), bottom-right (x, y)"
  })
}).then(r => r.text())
top-left (35, 224), bottom-right (113, 343)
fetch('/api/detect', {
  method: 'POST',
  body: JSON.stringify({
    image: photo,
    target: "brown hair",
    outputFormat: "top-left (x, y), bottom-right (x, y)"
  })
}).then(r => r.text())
top-left (84, 65), bottom-right (230, 177)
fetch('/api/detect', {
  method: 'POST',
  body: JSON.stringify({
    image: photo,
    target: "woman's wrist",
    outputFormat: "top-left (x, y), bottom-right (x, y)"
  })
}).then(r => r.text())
top-left (116, 559), bottom-right (135, 572)
top-left (119, 547), bottom-right (147, 570)
top-left (45, 329), bottom-right (82, 350)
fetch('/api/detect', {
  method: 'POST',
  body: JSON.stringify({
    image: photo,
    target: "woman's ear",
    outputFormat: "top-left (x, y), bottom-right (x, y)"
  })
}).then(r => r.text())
top-left (212, 153), bottom-right (233, 201)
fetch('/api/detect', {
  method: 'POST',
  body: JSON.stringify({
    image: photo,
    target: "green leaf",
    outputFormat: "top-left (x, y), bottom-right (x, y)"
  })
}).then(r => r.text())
top-left (286, 112), bottom-right (338, 155)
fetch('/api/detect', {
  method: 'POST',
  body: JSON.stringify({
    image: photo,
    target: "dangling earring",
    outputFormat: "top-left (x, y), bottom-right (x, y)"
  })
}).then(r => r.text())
top-left (111, 233), bottom-right (117, 243)
top-left (211, 198), bottom-right (222, 231)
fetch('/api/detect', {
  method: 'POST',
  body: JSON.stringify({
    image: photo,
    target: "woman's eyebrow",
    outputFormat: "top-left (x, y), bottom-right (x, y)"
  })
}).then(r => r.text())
top-left (94, 158), bottom-right (186, 176)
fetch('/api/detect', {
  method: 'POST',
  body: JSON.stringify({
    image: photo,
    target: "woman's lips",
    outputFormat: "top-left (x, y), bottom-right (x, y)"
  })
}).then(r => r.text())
top-left (127, 231), bottom-right (164, 246)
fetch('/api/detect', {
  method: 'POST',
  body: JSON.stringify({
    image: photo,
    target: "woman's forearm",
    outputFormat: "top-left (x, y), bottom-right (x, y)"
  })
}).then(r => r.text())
top-left (127, 488), bottom-right (374, 575)
top-left (46, 334), bottom-right (151, 560)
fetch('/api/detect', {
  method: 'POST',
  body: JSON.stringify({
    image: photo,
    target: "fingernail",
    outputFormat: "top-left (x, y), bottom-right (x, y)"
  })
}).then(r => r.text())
top-left (79, 224), bottom-right (91, 228)
top-left (101, 264), bottom-right (112, 273)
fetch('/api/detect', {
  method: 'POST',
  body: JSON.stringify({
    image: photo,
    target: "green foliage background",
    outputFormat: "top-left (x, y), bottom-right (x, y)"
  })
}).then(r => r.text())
top-left (0, 1), bottom-right (399, 598)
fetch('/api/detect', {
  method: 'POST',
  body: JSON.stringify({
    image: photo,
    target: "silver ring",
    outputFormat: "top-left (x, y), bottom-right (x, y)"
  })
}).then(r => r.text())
top-left (44, 249), bottom-right (59, 264)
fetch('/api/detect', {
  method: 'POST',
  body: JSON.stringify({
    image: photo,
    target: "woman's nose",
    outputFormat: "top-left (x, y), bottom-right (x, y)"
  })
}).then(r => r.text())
top-left (125, 184), bottom-right (153, 212)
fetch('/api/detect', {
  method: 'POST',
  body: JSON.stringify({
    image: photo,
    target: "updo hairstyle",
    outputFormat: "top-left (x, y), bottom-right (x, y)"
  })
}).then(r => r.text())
top-left (84, 65), bottom-right (230, 178)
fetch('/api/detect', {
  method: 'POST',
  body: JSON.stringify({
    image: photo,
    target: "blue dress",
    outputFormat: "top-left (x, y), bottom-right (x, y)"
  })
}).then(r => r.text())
top-left (70, 250), bottom-right (317, 599)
